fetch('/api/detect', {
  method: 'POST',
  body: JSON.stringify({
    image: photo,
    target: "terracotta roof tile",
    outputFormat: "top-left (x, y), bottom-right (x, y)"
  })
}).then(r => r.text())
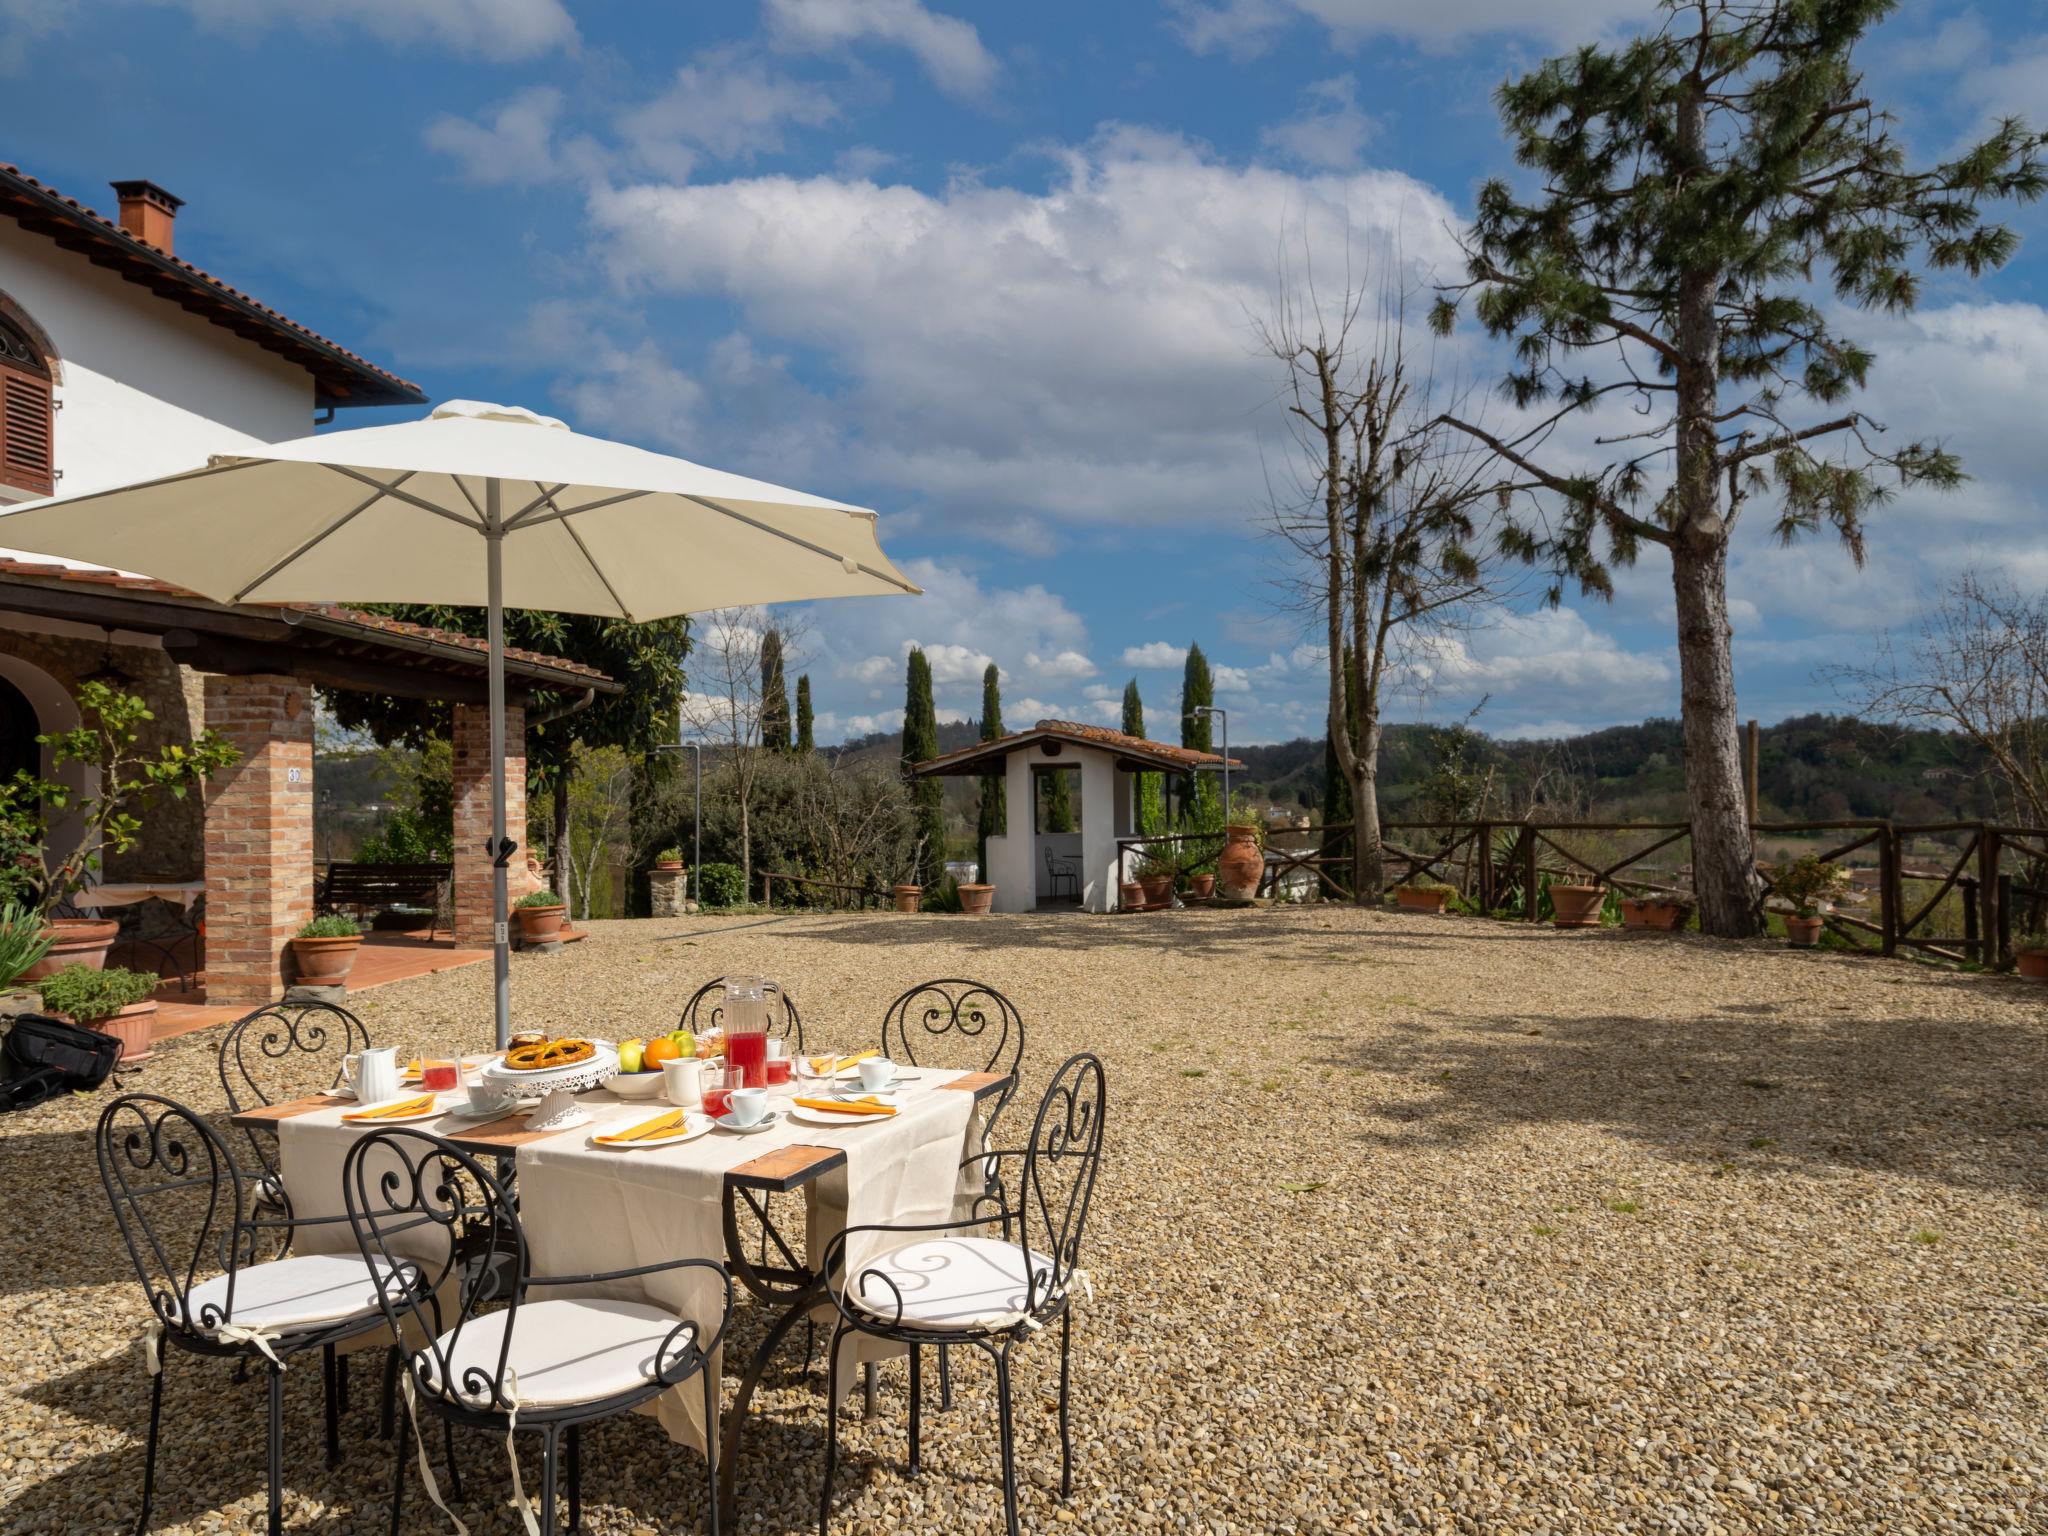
top-left (915, 718), bottom-right (1239, 775)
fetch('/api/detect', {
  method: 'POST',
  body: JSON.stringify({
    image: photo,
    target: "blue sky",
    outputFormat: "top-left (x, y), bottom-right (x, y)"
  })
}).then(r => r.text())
top-left (5, 0), bottom-right (2047, 744)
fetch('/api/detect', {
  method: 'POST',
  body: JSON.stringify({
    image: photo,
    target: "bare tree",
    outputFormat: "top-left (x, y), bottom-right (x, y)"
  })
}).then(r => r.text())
top-left (1259, 252), bottom-right (1516, 902)
top-left (560, 742), bottom-right (635, 919)
top-left (1835, 572), bottom-right (2048, 827)
top-left (679, 607), bottom-right (811, 893)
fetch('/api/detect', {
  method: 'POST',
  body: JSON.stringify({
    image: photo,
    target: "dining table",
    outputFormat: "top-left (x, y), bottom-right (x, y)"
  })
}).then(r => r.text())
top-left (229, 1059), bottom-right (1013, 1521)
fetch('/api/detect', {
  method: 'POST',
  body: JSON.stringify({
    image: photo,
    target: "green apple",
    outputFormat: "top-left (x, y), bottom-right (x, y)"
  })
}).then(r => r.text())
top-left (669, 1028), bottom-right (695, 1059)
top-left (617, 1038), bottom-right (645, 1074)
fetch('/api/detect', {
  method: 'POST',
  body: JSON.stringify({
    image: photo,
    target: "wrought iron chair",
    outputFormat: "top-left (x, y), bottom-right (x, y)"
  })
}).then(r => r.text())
top-left (818, 1053), bottom-right (1107, 1536)
top-left (96, 1093), bottom-right (435, 1536)
top-left (345, 1127), bottom-right (732, 1536)
top-left (1041, 846), bottom-right (1079, 900)
top-left (679, 977), bottom-right (806, 1053)
top-left (217, 1000), bottom-right (372, 1178)
top-left (880, 978), bottom-right (1028, 1409)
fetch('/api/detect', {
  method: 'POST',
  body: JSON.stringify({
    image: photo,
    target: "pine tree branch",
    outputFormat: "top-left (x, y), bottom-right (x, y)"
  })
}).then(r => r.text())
top-left (1431, 413), bottom-right (1669, 547)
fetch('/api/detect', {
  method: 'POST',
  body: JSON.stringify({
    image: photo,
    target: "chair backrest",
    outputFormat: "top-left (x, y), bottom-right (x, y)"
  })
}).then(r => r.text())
top-left (217, 1000), bottom-right (371, 1171)
top-left (1017, 1052), bottom-right (1106, 1314)
top-left (342, 1128), bottom-right (514, 1412)
top-left (678, 978), bottom-right (804, 1051)
top-left (881, 978), bottom-right (1024, 1121)
top-left (96, 1092), bottom-right (256, 1337)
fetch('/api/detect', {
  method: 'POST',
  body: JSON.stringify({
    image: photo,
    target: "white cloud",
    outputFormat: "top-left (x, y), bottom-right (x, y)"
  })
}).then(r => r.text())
top-left (765, 0), bottom-right (997, 100)
top-left (1120, 641), bottom-right (1190, 668)
top-left (619, 49), bottom-right (841, 175)
top-left (586, 128), bottom-right (1459, 534)
top-left (1406, 608), bottom-right (1675, 721)
top-left (1169, 0), bottom-right (1642, 56)
top-left (160, 0), bottom-right (576, 61)
top-left (425, 87), bottom-right (607, 186)
top-left (1212, 664), bottom-right (1254, 693)
top-left (1025, 649), bottom-right (1096, 679)
top-left (1260, 74), bottom-right (1375, 169)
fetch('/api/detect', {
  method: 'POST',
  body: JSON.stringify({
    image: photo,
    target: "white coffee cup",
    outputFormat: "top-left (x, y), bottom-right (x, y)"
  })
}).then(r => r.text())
top-left (465, 1077), bottom-right (517, 1118)
top-left (726, 1086), bottom-right (769, 1127)
top-left (662, 1056), bottom-right (705, 1109)
top-left (857, 1057), bottom-right (895, 1092)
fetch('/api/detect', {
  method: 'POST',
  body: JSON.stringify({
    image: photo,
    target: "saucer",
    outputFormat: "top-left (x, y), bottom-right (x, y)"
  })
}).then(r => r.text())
top-left (711, 1108), bottom-right (785, 1135)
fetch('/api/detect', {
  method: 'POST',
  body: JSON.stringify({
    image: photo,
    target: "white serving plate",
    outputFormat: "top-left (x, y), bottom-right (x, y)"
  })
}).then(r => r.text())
top-left (591, 1112), bottom-right (713, 1150)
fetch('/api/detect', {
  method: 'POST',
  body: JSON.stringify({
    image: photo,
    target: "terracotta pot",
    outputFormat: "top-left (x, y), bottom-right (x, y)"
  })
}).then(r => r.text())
top-left (83, 999), bottom-right (156, 1064)
top-left (1138, 873), bottom-right (1174, 907)
top-left (24, 917), bottom-right (120, 980)
top-left (2017, 948), bottom-right (2048, 980)
top-left (290, 934), bottom-right (362, 988)
top-left (1785, 914), bottom-right (1824, 947)
top-left (891, 884), bottom-right (923, 914)
top-left (1549, 883), bottom-right (1606, 928)
top-left (1620, 898), bottom-right (1687, 932)
top-left (1216, 825), bottom-right (1263, 901)
top-left (957, 882), bottom-right (994, 915)
top-left (1395, 885), bottom-right (1452, 913)
top-left (1189, 873), bottom-right (1216, 900)
top-left (516, 903), bottom-right (566, 941)
top-left (1119, 880), bottom-right (1144, 910)
top-left (653, 859), bottom-right (683, 872)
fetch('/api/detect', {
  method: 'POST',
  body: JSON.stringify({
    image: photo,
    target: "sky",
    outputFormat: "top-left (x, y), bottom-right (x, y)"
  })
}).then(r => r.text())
top-left (4, 0), bottom-right (2046, 745)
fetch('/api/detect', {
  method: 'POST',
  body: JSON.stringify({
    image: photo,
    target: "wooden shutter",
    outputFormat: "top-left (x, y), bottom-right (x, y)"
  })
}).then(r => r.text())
top-left (0, 368), bottom-right (54, 496)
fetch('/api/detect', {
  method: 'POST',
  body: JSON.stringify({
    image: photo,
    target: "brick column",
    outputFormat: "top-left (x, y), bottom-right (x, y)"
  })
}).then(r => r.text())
top-left (452, 701), bottom-right (528, 947)
top-left (203, 674), bottom-right (314, 1005)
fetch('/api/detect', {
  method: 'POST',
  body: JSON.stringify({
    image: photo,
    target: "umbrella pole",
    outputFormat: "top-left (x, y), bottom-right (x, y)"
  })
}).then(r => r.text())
top-left (487, 485), bottom-right (512, 1051)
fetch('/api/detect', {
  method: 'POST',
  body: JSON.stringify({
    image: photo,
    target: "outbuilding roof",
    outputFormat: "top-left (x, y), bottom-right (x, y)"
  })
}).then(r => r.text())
top-left (914, 719), bottom-right (1241, 777)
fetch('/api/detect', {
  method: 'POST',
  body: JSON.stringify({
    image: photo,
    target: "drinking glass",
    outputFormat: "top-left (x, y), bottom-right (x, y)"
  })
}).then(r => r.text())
top-left (420, 1048), bottom-right (461, 1093)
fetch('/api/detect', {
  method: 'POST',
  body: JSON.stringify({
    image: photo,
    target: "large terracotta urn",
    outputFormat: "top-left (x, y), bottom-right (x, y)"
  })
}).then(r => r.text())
top-left (1549, 883), bottom-right (1605, 928)
top-left (24, 917), bottom-right (120, 980)
top-left (957, 882), bottom-right (994, 915)
top-left (1216, 826), bottom-right (1263, 901)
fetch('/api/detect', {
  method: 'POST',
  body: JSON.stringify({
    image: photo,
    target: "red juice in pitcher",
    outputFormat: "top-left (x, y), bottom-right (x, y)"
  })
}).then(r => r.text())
top-left (725, 1031), bottom-right (767, 1090)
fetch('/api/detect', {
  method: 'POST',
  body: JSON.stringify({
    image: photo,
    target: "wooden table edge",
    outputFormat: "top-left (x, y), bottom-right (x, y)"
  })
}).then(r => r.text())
top-left (227, 1095), bottom-right (333, 1128)
top-left (724, 1143), bottom-right (847, 1193)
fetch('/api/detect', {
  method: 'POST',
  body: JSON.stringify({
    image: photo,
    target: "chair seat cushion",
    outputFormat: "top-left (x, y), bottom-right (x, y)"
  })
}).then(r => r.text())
top-left (185, 1252), bottom-right (399, 1336)
top-left (431, 1299), bottom-right (687, 1408)
top-left (846, 1236), bottom-right (1056, 1332)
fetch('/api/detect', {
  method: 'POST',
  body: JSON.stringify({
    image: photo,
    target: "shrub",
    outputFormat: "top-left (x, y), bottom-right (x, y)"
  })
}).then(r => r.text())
top-left (694, 862), bottom-right (745, 908)
top-left (923, 875), bottom-right (962, 913)
top-left (1772, 854), bottom-right (1847, 917)
top-left (656, 847), bottom-right (683, 864)
top-left (0, 901), bottom-right (53, 988)
top-left (1398, 875), bottom-right (1457, 893)
top-left (296, 914), bottom-right (361, 939)
top-left (37, 964), bottom-right (158, 1023)
top-left (517, 888), bottom-right (565, 909)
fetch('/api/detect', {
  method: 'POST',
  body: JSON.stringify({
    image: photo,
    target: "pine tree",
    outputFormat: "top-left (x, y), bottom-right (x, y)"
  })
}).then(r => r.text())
top-left (1432, 1), bottom-right (2043, 936)
top-left (901, 648), bottom-right (946, 886)
top-left (759, 629), bottom-right (791, 752)
top-left (975, 663), bottom-right (1005, 882)
top-left (1123, 678), bottom-right (1164, 833)
top-left (794, 675), bottom-right (814, 755)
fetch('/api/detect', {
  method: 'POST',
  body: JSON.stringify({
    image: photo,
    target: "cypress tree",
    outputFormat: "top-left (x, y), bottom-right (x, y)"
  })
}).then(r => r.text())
top-left (975, 663), bottom-right (1005, 882)
top-left (760, 629), bottom-right (791, 752)
top-left (1431, 0), bottom-right (2044, 935)
top-left (1174, 643), bottom-right (1215, 821)
top-left (902, 648), bottom-right (946, 885)
top-left (1042, 766), bottom-right (1077, 834)
top-left (794, 674), bottom-right (814, 754)
top-left (1123, 678), bottom-right (1164, 834)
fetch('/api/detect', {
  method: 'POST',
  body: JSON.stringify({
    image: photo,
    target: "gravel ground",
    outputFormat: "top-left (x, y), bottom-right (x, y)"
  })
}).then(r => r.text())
top-left (3, 906), bottom-right (2045, 1535)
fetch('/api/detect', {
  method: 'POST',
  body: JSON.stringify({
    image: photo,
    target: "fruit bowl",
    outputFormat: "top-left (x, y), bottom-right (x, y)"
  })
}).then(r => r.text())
top-left (609, 1068), bottom-right (668, 1099)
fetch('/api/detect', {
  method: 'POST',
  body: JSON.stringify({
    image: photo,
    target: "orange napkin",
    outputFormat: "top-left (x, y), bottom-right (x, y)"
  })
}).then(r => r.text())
top-left (806, 1049), bottom-right (878, 1075)
top-left (596, 1109), bottom-right (688, 1144)
top-left (794, 1095), bottom-right (895, 1118)
top-left (343, 1094), bottom-right (435, 1122)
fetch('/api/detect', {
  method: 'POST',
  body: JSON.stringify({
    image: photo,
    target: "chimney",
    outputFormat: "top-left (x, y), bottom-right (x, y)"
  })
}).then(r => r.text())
top-left (109, 179), bottom-right (184, 255)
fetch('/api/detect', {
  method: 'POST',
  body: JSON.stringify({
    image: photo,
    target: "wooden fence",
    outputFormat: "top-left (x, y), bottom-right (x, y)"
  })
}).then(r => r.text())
top-left (758, 869), bottom-right (888, 911)
top-left (1120, 819), bottom-right (2048, 971)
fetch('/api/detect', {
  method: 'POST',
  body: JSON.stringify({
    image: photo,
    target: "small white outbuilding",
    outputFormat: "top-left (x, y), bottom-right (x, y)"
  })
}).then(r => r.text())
top-left (913, 719), bottom-right (1239, 913)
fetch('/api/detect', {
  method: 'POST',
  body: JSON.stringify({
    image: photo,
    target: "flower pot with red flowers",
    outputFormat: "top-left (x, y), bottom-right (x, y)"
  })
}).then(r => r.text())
top-left (1394, 878), bottom-right (1454, 914)
top-left (957, 882), bottom-right (995, 915)
top-left (290, 914), bottom-right (363, 987)
top-left (1771, 854), bottom-right (1846, 949)
top-left (891, 884), bottom-right (923, 913)
top-left (2013, 933), bottom-right (2047, 980)
top-left (37, 963), bottom-right (158, 1064)
top-left (515, 888), bottom-right (567, 942)
top-left (1548, 881), bottom-right (1607, 928)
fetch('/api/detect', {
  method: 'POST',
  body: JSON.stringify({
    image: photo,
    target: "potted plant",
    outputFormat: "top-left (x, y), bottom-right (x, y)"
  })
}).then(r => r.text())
top-left (37, 963), bottom-right (158, 1063)
top-left (515, 887), bottom-right (567, 942)
top-left (1216, 822), bottom-right (1264, 901)
top-left (1772, 854), bottom-right (1845, 948)
top-left (957, 881), bottom-right (995, 915)
top-left (1394, 876), bottom-right (1455, 914)
top-left (1549, 877), bottom-right (1606, 928)
top-left (1188, 872), bottom-right (1216, 900)
top-left (654, 846), bottom-right (684, 871)
top-left (891, 883), bottom-right (923, 913)
top-left (1620, 892), bottom-right (1694, 931)
top-left (1119, 877), bottom-right (1144, 910)
top-left (290, 913), bottom-right (363, 987)
top-left (2013, 929), bottom-right (2047, 981)
top-left (0, 901), bottom-right (54, 995)
top-left (1134, 848), bottom-right (1176, 908)
top-left (0, 683), bottom-right (236, 975)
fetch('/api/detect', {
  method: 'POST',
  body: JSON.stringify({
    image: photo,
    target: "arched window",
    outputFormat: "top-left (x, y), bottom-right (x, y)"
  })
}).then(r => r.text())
top-left (0, 312), bottom-right (54, 496)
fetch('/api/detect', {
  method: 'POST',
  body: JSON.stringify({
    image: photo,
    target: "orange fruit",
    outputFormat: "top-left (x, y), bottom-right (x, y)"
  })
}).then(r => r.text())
top-left (643, 1037), bottom-right (683, 1069)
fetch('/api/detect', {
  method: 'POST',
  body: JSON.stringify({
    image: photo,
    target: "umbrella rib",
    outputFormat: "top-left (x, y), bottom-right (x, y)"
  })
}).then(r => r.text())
top-left (231, 471), bottom-right (419, 603)
top-left (322, 465), bottom-right (488, 532)
top-left (499, 483), bottom-right (572, 531)
top-left (450, 475), bottom-right (486, 522)
top-left (680, 494), bottom-right (922, 593)
top-left (501, 488), bottom-right (649, 530)
top-left (560, 515), bottom-right (634, 620)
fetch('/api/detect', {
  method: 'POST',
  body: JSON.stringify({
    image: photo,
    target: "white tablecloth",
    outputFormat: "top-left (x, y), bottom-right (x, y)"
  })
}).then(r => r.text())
top-left (275, 1072), bottom-right (983, 1453)
top-left (73, 881), bottom-right (205, 909)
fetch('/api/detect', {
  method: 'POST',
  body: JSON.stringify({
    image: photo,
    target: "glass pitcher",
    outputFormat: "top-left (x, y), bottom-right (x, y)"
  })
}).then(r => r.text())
top-left (720, 974), bottom-right (784, 1089)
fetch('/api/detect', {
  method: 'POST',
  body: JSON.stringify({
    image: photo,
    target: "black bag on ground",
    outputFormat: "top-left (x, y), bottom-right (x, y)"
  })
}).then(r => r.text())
top-left (0, 1013), bottom-right (122, 1111)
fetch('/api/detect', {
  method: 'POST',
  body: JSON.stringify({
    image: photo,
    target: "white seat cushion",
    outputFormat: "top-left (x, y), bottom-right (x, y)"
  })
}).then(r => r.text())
top-left (430, 1299), bottom-right (686, 1408)
top-left (185, 1253), bottom-right (398, 1335)
top-left (846, 1236), bottom-right (1056, 1332)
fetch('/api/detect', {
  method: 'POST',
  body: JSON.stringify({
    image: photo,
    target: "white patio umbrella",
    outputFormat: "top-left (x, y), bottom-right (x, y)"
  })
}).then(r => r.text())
top-left (0, 400), bottom-right (919, 1046)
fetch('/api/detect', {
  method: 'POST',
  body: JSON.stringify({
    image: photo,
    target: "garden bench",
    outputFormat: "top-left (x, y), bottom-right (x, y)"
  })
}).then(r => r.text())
top-left (314, 861), bottom-right (451, 937)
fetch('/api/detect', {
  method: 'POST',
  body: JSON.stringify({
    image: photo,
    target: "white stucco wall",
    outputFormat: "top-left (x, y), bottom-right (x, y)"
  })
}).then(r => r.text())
top-left (1078, 753), bottom-right (1120, 911)
top-left (988, 751), bottom-right (1037, 913)
top-left (0, 218), bottom-right (312, 504)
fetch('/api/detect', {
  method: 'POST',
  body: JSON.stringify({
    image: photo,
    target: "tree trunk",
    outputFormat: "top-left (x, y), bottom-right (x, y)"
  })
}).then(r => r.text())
top-left (1672, 537), bottom-right (1760, 936)
top-left (1349, 716), bottom-right (1384, 903)
top-left (552, 783), bottom-right (570, 907)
